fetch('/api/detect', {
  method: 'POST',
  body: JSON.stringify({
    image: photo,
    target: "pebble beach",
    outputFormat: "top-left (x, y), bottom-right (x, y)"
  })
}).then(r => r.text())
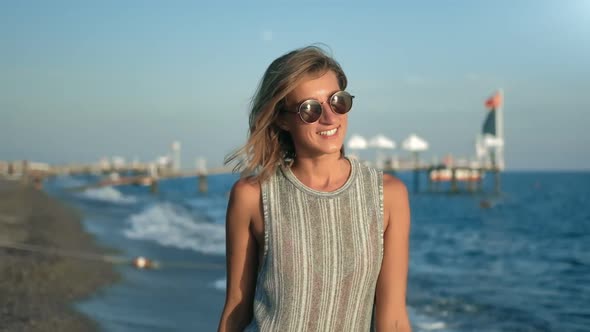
top-left (0, 179), bottom-right (118, 331)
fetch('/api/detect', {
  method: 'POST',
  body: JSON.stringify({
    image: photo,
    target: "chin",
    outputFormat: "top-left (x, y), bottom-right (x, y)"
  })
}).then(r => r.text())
top-left (320, 144), bottom-right (344, 155)
top-left (295, 137), bottom-right (345, 157)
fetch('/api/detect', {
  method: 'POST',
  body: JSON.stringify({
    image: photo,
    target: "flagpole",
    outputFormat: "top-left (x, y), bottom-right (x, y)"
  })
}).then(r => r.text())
top-left (496, 88), bottom-right (504, 170)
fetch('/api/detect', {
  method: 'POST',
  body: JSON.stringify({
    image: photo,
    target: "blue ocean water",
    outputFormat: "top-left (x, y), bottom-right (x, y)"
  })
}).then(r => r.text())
top-left (44, 170), bottom-right (590, 332)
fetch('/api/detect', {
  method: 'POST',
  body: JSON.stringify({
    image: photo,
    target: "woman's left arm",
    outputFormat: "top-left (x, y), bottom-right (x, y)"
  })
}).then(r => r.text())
top-left (375, 173), bottom-right (412, 331)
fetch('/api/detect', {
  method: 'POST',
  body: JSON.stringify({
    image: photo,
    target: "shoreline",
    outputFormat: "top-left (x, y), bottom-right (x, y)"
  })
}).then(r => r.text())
top-left (0, 179), bottom-right (119, 331)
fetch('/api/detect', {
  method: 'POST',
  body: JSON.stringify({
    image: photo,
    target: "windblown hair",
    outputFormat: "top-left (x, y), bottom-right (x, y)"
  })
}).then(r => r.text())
top-left (224, 45), bottom-right (348, 182)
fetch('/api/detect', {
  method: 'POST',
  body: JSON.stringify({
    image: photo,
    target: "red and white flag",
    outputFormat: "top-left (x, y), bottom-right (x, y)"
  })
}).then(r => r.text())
top-left (485, 91), bottom-right (502, 109)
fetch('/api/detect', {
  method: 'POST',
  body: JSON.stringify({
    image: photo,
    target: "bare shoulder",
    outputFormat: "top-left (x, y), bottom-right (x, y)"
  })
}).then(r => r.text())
top-left (230, 176), bottom-right (261, 198)
top-left (383, 173), bottom-right (408, 199)
top-left (227, 177), bottom-right (261, 219)
top-left (382, 173), bottom-right (410, 231)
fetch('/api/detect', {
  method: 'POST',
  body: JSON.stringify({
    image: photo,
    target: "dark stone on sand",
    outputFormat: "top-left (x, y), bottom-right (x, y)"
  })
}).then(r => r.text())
top-left (0, 179), bottom-right (119, 332)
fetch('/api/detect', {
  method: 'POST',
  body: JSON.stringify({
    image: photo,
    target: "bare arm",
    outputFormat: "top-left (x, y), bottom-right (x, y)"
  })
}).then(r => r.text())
top-left (218, 179), bottom-right (261, 331)
top-left (375, 174), bottom-right (412, 331)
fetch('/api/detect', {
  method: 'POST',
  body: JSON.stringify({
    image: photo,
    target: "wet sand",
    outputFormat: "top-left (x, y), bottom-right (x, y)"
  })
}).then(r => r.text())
top-left (0, 179), bottom-right (119, 331)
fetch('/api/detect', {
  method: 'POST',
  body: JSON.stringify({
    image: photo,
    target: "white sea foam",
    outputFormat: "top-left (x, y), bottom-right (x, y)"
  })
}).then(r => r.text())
top-left (184, 197), bottom-right (228, 225)
top-left (213, 278), bottom-right (226, 291)
top-left (123, 203), bottom-right (225, 255)
top-left (408, 306), bottom-right (449, 332)
top-left (80, 187), bottom-right (137, 204)
top-left (416, 321), bottom-right (447, 330)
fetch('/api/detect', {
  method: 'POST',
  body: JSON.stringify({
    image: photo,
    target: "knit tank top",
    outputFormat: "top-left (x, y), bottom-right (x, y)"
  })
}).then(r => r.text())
top-left (245, 157), bottom-right (384, 331)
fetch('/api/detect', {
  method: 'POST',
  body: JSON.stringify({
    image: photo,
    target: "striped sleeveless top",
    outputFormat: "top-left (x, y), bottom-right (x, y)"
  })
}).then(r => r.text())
top-left (246, 157), bottom-right (384, 331)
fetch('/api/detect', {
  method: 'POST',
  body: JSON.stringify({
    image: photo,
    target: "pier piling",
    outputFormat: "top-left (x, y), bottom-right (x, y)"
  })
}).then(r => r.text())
top-left (150, 179), bottom-right (158, 194)
top-left (493, 168), bottom-right (501, 194)
top-left (198, 174), bottom-right (208, 193)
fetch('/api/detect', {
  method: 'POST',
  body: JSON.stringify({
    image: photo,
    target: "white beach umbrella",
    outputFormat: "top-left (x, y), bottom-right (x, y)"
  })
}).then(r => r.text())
top-left (368, 134), bottom-right (396, 149)
top-left (401, 133), bottom-right (429, 152)
top-left (347, 135), bottom-right (368, 150)
top-left (368, 134), bottom-right (396, 169)
top-left (402, 133), bottom-right (429, 169)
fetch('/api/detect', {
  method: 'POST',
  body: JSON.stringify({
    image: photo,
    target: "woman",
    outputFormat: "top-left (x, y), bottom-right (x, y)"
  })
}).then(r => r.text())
top-left (218, 46), bottom-right (411, 331)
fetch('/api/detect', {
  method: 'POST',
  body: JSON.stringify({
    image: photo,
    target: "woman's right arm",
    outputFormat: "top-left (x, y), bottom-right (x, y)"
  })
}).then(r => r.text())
top-left (218, 179), bottom-right (261, 331)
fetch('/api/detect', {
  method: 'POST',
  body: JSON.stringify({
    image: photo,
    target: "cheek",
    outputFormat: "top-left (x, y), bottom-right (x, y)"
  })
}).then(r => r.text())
top-left (282, 121), bottom-right (305, 141)
top-left (339, 115), bottom-right (349, 133)
top-left (285, 117), bottom-right (311, 134)
top-left (292, 125), bottom-right (316, 140)
top-left (288, 125), bottom-right (321, 148)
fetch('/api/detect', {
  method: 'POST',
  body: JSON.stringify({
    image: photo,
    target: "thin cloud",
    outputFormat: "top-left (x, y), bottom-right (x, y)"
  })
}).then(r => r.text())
top-left (261, 30), bottom-right (273, 41)
top-left (465, 73), bottom-right (480, 81)
top-left (404, 75), bottom-right (428, 86)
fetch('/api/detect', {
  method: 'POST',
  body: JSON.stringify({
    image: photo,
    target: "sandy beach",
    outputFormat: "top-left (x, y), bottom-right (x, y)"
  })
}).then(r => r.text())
top-left (0, 179), bottom-right (119, 331)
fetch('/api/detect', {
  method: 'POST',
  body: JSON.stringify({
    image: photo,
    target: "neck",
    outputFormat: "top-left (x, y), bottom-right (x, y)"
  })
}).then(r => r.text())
top-left (290, 154), bottom-right (351, 192)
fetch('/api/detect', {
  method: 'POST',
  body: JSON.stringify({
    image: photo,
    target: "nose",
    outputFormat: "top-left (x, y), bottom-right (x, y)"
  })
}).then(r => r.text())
top-left (319, 102), bottom-right (339, 124)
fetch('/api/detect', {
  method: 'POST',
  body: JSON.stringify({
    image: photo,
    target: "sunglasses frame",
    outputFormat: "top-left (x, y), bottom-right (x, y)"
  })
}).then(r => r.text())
top-left (283, 90), bottom-right (355, 124)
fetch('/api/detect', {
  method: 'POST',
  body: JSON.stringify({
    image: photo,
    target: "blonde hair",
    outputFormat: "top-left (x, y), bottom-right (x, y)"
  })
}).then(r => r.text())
top-left (225, 45), bottom-right (348, 181)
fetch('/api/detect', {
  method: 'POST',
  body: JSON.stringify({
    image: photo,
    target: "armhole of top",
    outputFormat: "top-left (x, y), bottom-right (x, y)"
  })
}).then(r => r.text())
top-left (259, 179), bottom-right (270, 274)
top-left (377, 169), bottom-right (385, 260)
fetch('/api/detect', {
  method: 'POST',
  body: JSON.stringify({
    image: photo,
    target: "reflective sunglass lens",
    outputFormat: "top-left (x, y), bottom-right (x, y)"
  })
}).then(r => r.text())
top-left (330, 92), bottom-right (353, 114)
top-left (299, 101), bottom-right (322, 123)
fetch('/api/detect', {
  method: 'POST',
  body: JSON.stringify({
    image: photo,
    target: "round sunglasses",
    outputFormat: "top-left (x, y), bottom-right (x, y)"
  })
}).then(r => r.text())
top-left (283, 90), bottom-right (354, 124)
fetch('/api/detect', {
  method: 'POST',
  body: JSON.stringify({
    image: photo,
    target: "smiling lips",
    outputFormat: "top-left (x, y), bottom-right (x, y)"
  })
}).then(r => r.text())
top-left (318, 127), bottom-right (338, 137)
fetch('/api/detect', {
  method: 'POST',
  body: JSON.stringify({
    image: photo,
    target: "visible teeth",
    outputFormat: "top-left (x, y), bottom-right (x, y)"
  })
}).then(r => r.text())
top-left (319, 128), bottom-right (338, 136)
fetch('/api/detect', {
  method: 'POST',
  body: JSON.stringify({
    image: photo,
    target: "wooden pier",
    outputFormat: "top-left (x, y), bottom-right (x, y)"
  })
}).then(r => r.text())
top-left (384, 163), bottom-right (501, 195)
top-left (1, 159), bottom-right (501, 195)
top-left (0, 159), bottom-right (233, 193)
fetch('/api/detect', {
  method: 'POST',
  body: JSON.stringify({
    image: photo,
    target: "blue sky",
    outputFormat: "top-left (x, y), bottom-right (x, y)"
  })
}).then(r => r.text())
top-left (1, 1), bottom-right (589, 170)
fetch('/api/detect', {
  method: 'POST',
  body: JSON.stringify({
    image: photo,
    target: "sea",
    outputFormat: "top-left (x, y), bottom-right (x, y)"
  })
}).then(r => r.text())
top-left (43, 169), bottom-right (590, 332)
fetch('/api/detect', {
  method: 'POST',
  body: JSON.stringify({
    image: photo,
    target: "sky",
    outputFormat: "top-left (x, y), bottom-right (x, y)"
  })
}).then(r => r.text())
top-left (1, 0), bottom-right (589, 170)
